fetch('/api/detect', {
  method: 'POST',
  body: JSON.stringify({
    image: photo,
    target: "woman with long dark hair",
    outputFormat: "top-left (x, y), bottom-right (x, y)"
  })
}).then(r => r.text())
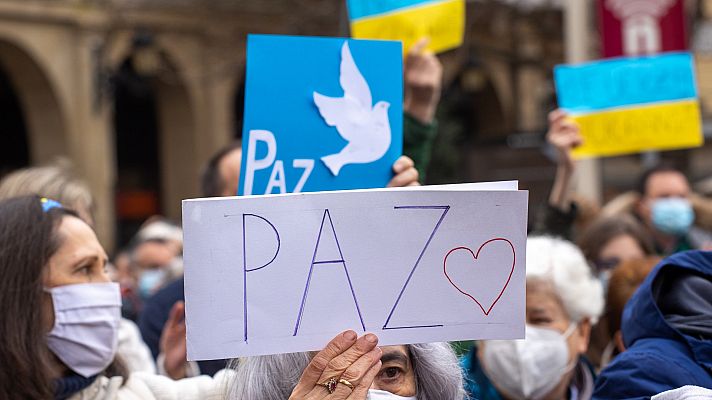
top-left (0, 196), bottom-right (234, 399)
top-left (0, 197), bottom-right (83, 397)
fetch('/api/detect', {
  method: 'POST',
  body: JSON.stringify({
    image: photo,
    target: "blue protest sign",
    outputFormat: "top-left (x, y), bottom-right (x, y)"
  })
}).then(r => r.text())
top-left (238, 35), bottom-right (403, 195)
top-left (554, 52), bottom-right (697, 113)
top-left (347, 0), bottom-right (435, 19)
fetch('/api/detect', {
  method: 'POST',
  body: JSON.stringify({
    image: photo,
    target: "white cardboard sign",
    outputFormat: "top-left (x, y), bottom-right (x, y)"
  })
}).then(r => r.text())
top-left (182, 184), bottom-right (528, 360)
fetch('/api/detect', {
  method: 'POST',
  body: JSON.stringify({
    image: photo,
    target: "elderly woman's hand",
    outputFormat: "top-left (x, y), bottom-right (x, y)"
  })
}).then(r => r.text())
top-left (289, 331), bottom-right (383, 400)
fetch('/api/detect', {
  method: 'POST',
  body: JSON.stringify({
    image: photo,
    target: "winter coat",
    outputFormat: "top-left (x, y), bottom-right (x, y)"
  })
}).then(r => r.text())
top-left (593, 251), bottom-right (712, 399)
top-left (66, 370), bottom-right (234, 400)
top-left (118, 318), bottom-right (156, 374)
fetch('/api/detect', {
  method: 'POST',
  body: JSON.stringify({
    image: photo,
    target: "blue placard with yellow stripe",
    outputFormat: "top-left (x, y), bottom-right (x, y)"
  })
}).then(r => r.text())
top-left (554, 52), bottom-right (704, 158)
top-left (347, 0), bottom-right (439, 19)
top-left (347, 0), bottom-right (464, 54)
top-left (555, 53), bottom-right (697, 112)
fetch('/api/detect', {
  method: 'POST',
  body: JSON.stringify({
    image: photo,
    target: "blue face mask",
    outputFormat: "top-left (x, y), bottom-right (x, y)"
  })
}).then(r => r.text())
top-left (138, 269), bottom-right (167, 299)
top-left (651, 198), bottom-right (695, 236)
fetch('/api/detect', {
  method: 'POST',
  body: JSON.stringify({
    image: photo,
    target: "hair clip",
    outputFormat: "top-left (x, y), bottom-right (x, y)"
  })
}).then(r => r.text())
top-left (40, 197), bottom-right (63, 213)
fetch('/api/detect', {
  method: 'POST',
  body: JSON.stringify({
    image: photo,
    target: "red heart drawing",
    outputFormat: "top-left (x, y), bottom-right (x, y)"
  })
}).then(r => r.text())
top-left (443, 238), bottom-right (516, 316)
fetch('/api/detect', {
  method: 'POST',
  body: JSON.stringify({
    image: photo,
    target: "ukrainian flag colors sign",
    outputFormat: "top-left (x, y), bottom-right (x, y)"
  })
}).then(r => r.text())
top-left (554, 53), bottom-right (704, 158)
top-left (347, 0), bottom-right (464, 54)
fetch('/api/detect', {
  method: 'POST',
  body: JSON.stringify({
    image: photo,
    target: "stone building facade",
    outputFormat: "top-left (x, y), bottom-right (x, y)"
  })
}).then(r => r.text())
top-left (1, 0), bottom-right (711, 249)
top-left (0, 0), bottom-right (345, 248)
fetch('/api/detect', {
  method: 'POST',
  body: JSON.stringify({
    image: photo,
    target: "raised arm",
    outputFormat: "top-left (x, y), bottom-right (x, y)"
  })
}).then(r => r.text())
top-left (547, 109), bottom-right (582, 212)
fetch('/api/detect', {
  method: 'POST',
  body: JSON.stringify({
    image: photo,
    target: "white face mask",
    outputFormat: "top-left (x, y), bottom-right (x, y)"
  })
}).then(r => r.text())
top-left (367, 389), bottom-right (417, 400)
top-left (45, 282), bottom-right (122, 377)
top-left (481, 323), bottom-right (577, 400)
top-left (598, 269), bottom-right (612, 297)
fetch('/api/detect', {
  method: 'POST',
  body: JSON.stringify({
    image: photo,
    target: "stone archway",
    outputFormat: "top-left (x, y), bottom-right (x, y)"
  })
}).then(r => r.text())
top-left (0, 26), bottom-right (119, 250)
top-left (0, 39), bottom-right (68, 166)
top-left (108, 33), bottom-right (199, 238)
top-left (0, 59), bottom-right (29, 177)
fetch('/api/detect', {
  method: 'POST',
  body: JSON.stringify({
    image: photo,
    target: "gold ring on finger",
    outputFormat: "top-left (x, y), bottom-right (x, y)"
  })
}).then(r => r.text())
top-left (338, 379), bottom-right (355, 391)
top-left (317, 377), bottom-right (338, 394)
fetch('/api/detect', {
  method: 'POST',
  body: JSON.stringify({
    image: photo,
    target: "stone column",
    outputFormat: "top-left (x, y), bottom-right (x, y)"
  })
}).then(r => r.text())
top-left (70, 27), bottom-right (116, 251)
top-left (565, 0), bottom-right (602, 205)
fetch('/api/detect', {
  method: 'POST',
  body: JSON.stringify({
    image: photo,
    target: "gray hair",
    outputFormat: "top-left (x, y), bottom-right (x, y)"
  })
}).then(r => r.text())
top-left (226, 351), bottom-right (311, 400)
top-left (526, 236), bottom-right (604, 324)
top-left (0, 161), bottom-right (94, 224)
top-left (410, 343), bottom-right (466, 400)
top-left (226, 343), bottom-right (465, 400)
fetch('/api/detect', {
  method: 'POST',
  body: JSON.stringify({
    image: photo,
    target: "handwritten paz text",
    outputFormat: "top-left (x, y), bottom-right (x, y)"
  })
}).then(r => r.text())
top-left (182, 185), bottom-right (528, 359)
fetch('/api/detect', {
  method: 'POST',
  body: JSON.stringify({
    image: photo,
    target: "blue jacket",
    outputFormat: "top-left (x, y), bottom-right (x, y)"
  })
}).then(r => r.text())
top-left (593, 251), bottom-right (712, 399)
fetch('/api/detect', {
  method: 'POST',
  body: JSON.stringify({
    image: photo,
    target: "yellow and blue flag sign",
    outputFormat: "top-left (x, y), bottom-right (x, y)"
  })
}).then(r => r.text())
top-left (554, 52), bottom-right (704, 158)
top-left (347, 0), bottom-right (464, 54)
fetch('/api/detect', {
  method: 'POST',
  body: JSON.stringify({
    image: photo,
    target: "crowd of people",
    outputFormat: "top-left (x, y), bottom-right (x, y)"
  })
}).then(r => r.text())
top-left (0, 41), bottom-right (710, 400)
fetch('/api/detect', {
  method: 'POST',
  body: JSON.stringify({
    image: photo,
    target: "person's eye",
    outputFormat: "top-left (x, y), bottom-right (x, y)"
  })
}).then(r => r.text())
top-left (75, 265), bottom-right (91, 275)
top-left (379, 366), bottom-right (402, 381)
top-left (530, 317), bottom-right (553, 325)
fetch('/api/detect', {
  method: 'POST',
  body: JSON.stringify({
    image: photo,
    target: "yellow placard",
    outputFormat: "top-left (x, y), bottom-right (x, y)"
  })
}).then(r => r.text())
top-left (571, 100), bottom-right (704, 158)
top-left (350, 0), bottom-right (464, 54)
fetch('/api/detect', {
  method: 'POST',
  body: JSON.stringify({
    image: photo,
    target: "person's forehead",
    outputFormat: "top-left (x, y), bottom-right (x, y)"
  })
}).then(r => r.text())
top-left (56, 216), bottom-right (107, 260)
top-left (380, 345), bottom-right (410, 362)
top-left (646, 171), bottom-right (690, 196)
top-left (219, 148), bottom-right (242, 175)
top-left (133, 241), bottom-right (174, 263)
top-left (135, 240), bottom-right (171, 254)
top-left (525, 280), bottom-right (566, 314)
top-left (601, 234), bottom-right (643, 254)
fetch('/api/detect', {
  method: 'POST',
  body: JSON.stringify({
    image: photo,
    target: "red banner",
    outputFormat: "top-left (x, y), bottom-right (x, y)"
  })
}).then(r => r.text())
top-left (598, 0), bottom-right (687, 58)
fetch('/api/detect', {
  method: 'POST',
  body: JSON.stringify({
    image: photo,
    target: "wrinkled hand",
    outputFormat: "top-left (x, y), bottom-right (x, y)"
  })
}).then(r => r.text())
top-left (160, 301), bottom-right (188, 379)
top-left (388, 156), bottom-right (420, 187)
top-left (289, 331), bottom-right (382, 400)
top-left (546, 109), bottom-right (582, 170)
top-left (404, 38), bottom-right (443, 124)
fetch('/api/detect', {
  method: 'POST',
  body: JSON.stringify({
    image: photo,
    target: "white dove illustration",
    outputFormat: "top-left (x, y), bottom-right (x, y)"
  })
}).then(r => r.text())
top-left (314, 41), bottom-right (391, 176)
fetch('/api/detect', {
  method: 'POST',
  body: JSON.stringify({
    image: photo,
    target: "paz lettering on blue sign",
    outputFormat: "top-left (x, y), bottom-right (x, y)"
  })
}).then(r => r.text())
top-left (238, 35), bottom-right (403, 196)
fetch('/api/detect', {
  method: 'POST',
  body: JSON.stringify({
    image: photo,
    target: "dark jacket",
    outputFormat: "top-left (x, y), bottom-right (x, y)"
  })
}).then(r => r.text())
top-left (137, 277), bottom-right (227, 376)
top-left (533, 202), bottom-right (578, 240)
top-left (403, 114), bottom-right (438, 183)
top-left (593, 251), bottom-right (712, 399)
